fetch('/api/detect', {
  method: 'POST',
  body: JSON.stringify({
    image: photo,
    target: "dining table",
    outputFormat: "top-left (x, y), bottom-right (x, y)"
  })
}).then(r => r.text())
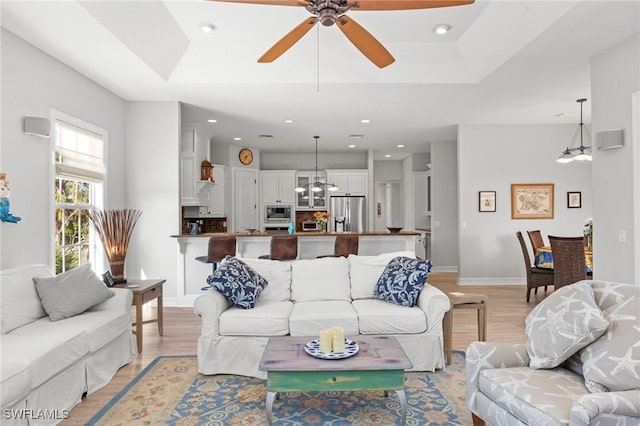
top-left (534, 246), bottom-right (593, 274)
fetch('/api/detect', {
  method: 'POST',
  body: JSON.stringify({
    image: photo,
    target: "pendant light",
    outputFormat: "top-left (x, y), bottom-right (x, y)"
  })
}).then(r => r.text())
top-left (294, 136), bottom-right (339, 192)
top-left (557, 98), bottom-right (592, 163)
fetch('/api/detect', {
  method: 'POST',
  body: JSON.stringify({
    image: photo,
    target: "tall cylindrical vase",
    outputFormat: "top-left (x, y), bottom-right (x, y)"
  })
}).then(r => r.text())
top-left (109, 260), bottom-right (125, 280)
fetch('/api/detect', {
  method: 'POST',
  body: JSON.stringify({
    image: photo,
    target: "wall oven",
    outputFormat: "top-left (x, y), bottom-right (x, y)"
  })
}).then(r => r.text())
top-left (265, 205), bottom-right (292, 223)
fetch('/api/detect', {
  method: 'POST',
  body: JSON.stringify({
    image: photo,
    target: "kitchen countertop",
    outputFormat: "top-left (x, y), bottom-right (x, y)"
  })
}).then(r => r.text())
top-left (172, 231), bottom-right (420, 238)
top-left (415, 227), bottom-right (431, 233)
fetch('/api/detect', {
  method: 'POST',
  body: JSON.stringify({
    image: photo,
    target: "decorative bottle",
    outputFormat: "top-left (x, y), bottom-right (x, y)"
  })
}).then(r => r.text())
top-left (288, 221), bottom-right (295, 234)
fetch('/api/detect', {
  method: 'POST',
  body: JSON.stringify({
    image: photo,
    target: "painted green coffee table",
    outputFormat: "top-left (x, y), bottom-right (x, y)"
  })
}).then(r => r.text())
top-left (259, 335), bottom-right (413, 425)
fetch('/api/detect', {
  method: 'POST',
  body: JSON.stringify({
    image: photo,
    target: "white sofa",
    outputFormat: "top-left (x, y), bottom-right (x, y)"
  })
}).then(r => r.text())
top-left (194, 251), bottom-right (450, 379)
top-left (0, 264), bottom-right (134, 426)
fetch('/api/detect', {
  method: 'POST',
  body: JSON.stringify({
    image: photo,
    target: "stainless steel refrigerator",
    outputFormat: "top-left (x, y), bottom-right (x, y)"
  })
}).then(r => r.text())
top-left (329, 196), bottom-right (366, 233)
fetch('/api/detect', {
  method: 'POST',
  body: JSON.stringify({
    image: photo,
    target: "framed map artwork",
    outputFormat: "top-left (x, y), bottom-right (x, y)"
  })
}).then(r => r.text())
top-left (511, 183), bottom-right (554, 219)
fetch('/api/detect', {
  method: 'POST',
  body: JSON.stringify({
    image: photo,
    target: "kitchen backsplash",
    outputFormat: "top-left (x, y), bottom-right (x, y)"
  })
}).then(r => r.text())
top-left (182, 217), bottom-right (227, 234)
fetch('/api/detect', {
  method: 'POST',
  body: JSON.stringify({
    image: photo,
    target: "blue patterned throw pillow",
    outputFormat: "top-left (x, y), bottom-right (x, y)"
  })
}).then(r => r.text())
top-left (373, 257), bottom-right (432, 307)
top-left (206, 256), bottom-right (268, 309)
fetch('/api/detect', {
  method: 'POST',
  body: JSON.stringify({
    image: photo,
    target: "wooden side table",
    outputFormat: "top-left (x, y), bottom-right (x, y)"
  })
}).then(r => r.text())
top-left (443, 292), bottom-right (487, 365)
top-left (126, 279), bottom-right (165, 353)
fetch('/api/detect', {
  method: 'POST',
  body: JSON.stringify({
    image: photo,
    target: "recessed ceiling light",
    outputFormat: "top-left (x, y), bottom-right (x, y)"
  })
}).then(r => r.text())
top-left (433, 24), bottom-right (452, 35)
top-left (284, 119), bottom-right (295, 124)
top-left (397, 144), bottom-right (405, 148)
top-left (233, 137), bottom-right (242, 141)
top-left (207, 119), bottom-right (217, 123)
top-left (200, 23), bottom-right (217, 33)
top-left (361, 119), bottom-right (371, 124)
top-left (348, 144), bottom-right (356, 148)
top-left (349, 134), bottom-right (364, 139)
top-left (385, 154), bottom-right (391, 158)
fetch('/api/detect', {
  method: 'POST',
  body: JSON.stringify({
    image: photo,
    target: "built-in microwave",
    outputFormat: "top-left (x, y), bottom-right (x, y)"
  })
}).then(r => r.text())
top-left (302, 221), bottom-right (319, 231)
top-left (265, 205), bottom-right (292, 223)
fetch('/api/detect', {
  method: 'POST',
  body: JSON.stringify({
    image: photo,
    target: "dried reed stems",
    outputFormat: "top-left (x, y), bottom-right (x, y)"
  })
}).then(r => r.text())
top-left (88, 209), bottom-right (142, 279)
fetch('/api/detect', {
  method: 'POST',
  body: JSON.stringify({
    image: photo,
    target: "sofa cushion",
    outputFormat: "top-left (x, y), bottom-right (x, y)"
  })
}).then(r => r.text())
top-left (352, 299), bottom-right (427, 334)
top-left (478, 366), bottom-right (588, 425)
top-left (291, 257), bottom-right (350, 302)
top-left (219, 301), bottom-right (293, 336)
top-left (1, 330), bottom-right (88, 389)
top-left (348, 251), bottom-right (416, 300)
top-left (207, 256), bottom-right (269, 309)
top-left (373, 257), bottom-right (431, 307)
top-left (33, 264), bottom-right (115, 321)
top-left (239, 257), bottom-right (291, 302)
top-left (581, 281), bottom-right (640, 392)
top-left (289, 301), bottom-right (359, 336)
top-left (525, 281), bottom-right (609, 369)
top-left (1, 264), bottom-right (51, 333)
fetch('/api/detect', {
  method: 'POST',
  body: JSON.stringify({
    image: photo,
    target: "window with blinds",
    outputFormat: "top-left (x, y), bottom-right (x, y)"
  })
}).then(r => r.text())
top-left (53, 119), bottom-right (105, 273)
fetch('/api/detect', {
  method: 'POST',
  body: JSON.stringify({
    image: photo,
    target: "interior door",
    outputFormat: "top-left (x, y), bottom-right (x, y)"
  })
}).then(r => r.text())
top-left (234, 169), bottom-right (258, 232)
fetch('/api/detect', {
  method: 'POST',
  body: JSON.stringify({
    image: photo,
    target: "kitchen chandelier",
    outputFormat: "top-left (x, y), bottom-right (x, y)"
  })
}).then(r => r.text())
top-left (557, 98), bottom-right (593, 163)
top-left (294, 136), bottom-right (339, 193)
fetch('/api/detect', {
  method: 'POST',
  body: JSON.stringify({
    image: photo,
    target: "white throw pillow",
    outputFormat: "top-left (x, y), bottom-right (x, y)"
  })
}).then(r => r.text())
top-left (33, 264), bottom-right (114, 321)
top-left (525, 281), bottom-right (609, 369)
top-left (1, 264), bottom-right (52, 333)
top-left (348, 251), bottom-right (416, 300)
top-left (239, 258), bottom-right (291, 302)
top-left (291, 257), bottom-right (350, 302)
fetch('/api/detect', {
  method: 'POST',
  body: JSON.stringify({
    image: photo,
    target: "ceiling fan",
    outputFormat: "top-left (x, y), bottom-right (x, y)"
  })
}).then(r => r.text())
top-left (209, 0), bottom-right (475, 68)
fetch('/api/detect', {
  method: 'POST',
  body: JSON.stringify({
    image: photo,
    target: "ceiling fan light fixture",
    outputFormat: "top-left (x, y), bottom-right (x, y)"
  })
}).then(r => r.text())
top-left (433, 24), bottom-right (452, 35)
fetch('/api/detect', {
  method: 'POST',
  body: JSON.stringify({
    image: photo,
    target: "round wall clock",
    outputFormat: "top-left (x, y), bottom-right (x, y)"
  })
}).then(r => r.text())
top-left (239, 148), bottom-right (253, 165)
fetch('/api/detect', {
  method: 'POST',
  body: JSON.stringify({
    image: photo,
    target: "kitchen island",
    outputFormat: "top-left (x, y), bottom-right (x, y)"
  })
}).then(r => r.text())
top-left (172, 231), bottom-right (419, 306)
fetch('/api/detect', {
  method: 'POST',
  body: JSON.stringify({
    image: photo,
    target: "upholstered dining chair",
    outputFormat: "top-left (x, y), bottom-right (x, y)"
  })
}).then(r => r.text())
top-left (259, 235), bottom-right (298, 261)
top-left (195, 236), bottom-right (237, 272)
top-left (527, 229), bottom-right (546, 253)
top-left (317, 234), bottom-right (359, 258)
top-left (548, 235), bottom-right (587, 290)
top-left (516, 232), bottom-right (554, 302)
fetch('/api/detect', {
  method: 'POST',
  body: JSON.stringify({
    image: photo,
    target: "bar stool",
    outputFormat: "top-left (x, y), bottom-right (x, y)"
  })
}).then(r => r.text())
top-left (259, 235), bottom-right (298, 261)
top-left (195, 236), bottom-right (237, 273)
top-left (317, 234), bottom-right (359, 258)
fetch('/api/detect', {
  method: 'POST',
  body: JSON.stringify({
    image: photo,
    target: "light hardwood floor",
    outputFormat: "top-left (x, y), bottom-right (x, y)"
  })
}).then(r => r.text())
top-left (63, 273), bottom-right (547, 424)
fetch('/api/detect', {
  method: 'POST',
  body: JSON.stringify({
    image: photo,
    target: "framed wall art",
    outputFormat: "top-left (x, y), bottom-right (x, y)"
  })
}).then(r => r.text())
top-left (567, 191), bottom-right (582, 208)
top-left (479, 191), bottom-right (496, 212)
top-left (511, 183), bottom-right (554, 219)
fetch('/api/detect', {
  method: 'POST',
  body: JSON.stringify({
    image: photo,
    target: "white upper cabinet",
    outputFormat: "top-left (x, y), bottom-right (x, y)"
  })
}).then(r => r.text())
top-left (260, 170), bottom-right (295, 204)
top-left (295, 171), bottom-right (327, 210)
top-left (326, 170), bottom-right (368, 196)
top-left (180, 125), bottom-right (209, 206)
top-left (196, 165), bottom-right (226, 217)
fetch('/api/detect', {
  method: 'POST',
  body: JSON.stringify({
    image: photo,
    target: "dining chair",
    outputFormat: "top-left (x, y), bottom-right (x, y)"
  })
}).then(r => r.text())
top-left (516, 232), bottom-right (554, 302)
top-left (317, 234), bottom-right (359, 258)
top-left (527, 230), bottom-right (546, 253)
top-left (548, 235), bottom-right (587, 290)
top-left (259, 235), bottom-right (298, 261)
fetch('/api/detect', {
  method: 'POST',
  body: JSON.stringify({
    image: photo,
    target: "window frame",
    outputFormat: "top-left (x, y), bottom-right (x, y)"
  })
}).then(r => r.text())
top-left (50, 110), bottom-right (108, 274)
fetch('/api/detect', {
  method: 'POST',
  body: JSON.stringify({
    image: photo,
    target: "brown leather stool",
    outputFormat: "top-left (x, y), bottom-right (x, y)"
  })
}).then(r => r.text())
top-left (195, 236), bottom-right (237, 273)
top-left (259, 235), bottom-right (298, 261)
top-left (317, 234), bottom-right (359, 258)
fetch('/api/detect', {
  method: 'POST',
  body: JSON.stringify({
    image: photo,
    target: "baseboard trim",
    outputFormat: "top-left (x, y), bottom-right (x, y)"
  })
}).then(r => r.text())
top-left (432, 266), bottom-right (459, 273)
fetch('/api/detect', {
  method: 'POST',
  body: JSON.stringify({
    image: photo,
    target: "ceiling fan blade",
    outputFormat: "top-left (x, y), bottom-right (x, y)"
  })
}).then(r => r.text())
top-left (354, 0), bottom-right (474, 11)
top-left (208, 0), bottom-right (306, 6)
top-left (258, 17), bottom-right (318, 63)
top-left (336, 15), bottom-right (394, 68)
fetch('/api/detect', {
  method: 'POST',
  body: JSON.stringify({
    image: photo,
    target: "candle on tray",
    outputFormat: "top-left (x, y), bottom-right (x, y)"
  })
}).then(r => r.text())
top-left (319, 329), bottom-right (333, 353)
top-left (332, 326), bottom-right (345, 352)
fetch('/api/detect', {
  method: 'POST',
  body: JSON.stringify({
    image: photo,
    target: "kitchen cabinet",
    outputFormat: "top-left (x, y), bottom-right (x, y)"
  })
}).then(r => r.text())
top-left (196, 165), bottom-right (226, 217)
top-left (326, 170), bottom-right (368, 196)
top-left (260, 170), bottom-right (295, 204)
top-left (180, 125), bottom-right (209, 206)
top-left (295, 171), bottom-right (327, 210)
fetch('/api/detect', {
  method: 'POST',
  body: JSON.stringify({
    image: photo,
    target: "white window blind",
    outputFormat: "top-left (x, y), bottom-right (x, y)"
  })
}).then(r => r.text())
top-left (55, 120), bottom-right (105, 181)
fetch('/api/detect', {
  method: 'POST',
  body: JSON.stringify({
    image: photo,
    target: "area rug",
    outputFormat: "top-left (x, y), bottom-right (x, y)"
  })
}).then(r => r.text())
top-left (87, 352), bottom-right (470, 425)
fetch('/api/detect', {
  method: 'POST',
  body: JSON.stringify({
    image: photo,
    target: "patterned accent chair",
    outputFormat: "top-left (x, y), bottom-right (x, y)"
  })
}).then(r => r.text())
top-left (466, 280), bottom-right (640, 425)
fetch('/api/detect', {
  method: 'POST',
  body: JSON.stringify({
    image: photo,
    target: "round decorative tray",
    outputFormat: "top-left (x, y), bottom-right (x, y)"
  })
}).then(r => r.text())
top-left (304, 339), bottom-right (359, 360)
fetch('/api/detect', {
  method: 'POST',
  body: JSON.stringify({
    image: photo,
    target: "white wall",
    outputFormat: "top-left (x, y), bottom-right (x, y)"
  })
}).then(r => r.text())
top-left (260, 152), bottom-right (367, 170)
top-left (401, 156), bottom-right (414, 231)
top-left (432, 140), bottom-right (458, 271)
top-left (0, 29), bottom-right (126, 269)
top-left (457, 124), bottom-right (593, 284)
top-left (591, 34), bottom-right (640, 283)
top-left (124, 102), bottom-right (181, 300)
